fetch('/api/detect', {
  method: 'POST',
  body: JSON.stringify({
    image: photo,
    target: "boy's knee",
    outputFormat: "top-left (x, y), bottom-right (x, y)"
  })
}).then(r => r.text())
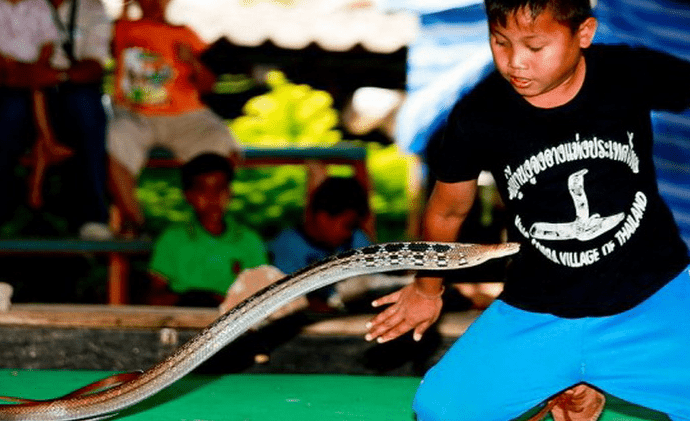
top-left (413, 389), bottom-right (441, 421)
top-left (413, 376), bottom-right (461, 421)
top-left (413, 371), bottom-right (488, 421)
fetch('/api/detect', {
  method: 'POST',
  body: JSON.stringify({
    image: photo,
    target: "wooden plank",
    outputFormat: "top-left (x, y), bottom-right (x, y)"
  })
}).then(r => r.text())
top-left (0, 304), bottom-right (219, 330)
top-left (0, 304), bottom-right (481, 338)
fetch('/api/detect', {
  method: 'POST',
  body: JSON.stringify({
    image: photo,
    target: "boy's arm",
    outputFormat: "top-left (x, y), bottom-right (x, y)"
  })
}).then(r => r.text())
top-left (148, 229), bottom-right (182, 305)
top-left (65, 59), bottom-right (103, 85)
top-left (175, 43), bottom-right (216, 94)
top-left (1, 45), bottom-right (62, 89)
top-left (147, 271), bottom-right (180, 306)
top-left (366, 179), bottom-right (478, 343)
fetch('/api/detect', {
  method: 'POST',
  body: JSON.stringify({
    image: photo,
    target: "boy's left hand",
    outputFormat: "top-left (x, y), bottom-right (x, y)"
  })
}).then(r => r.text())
top-left (365, 283), bottom-right (443, 343)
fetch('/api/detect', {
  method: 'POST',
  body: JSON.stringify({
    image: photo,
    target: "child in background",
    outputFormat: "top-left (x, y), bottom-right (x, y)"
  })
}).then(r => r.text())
top-left (148, 153), bottom-right (267, 307)
top-left (270, 177), bottom-right (371, 312)
top-left (108, 0), bottom-right (241, 234)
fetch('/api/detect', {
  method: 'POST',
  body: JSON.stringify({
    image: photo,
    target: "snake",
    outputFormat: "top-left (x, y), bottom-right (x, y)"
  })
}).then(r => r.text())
top-left (0, 241), bottom-right (519, 421)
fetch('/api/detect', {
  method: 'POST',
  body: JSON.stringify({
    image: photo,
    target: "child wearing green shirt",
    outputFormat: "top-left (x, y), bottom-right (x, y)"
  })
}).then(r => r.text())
top-left (148, 153), bottom-right (268, 307)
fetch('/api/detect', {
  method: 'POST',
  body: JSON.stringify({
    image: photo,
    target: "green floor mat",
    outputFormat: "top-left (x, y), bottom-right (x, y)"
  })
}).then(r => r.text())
top-left (0, 370), bottom-right (672, 420)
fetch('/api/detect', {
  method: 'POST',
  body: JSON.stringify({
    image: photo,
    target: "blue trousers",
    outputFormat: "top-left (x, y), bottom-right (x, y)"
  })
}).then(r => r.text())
top-left (0, 85), bottom-right (107, 227)
top-left (414, 267), bottom-right (690, 421)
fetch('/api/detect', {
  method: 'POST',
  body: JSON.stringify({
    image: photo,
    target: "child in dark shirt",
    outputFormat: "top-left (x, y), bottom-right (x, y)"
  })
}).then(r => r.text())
top-left (365, 0), bottom-right (690, 419)
top-left (270, 177), bottom-right (371, 312)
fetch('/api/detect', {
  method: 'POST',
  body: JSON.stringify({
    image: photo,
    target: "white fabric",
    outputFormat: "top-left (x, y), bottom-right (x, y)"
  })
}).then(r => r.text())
top-left (219, 265), bottom-right (308, 323)
top-left (0, 0), bottom-right (59, 63)
top-left (50, 0), bottom-right (112, 69)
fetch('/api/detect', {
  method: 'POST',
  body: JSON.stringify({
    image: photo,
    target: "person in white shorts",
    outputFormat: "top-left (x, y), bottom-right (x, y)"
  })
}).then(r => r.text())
top-left (107, 0), bottom-right (240, 233)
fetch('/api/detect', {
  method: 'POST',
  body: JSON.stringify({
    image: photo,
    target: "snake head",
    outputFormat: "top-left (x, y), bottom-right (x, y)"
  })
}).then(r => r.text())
top-left (451, 242), bottom-right (521, 268)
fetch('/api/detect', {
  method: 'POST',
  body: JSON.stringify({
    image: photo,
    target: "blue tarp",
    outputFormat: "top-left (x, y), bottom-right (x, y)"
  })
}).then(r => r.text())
top-left (390, 0), bottom-right (690, 247)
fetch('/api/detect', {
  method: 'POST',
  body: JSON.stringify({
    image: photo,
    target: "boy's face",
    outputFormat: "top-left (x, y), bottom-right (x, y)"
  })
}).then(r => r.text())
top-left (313, 209), bottom-right (361, 250)
top-left (185, 171), bottom-right (231, 228)
top-left (489, 8), bottom-right (596, 107)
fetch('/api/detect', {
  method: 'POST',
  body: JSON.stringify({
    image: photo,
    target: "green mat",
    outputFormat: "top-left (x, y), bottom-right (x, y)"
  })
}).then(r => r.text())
top-left (0, 370), bottom-right (670, 420)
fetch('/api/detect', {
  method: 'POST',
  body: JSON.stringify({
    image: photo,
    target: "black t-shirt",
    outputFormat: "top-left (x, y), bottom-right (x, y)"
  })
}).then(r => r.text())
top-left (433, 44), bottom-right (690, 318)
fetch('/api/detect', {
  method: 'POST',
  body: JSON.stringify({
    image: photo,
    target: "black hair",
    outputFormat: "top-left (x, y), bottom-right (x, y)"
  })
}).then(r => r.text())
top-left (180, 153), bottom-right (235, 191)
top-left (310, 177), bottom-right (369, 218)
top-left (485, 0), bottom-right (592, 32)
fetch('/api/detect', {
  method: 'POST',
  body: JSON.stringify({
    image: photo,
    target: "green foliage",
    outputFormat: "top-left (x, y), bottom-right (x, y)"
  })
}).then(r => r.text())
top-left (229, 71), bottom-right (342, 147)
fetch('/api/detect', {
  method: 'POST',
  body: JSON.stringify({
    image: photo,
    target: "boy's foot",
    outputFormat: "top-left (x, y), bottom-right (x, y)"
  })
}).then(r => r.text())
top-left (550, 384), bottom-right (605, 421)
top-left (528, 384), bottom-right (605, 421)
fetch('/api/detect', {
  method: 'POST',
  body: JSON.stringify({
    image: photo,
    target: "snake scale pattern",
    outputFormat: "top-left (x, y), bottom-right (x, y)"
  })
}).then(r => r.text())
top-left (0, 241), bottom-right (519, 421)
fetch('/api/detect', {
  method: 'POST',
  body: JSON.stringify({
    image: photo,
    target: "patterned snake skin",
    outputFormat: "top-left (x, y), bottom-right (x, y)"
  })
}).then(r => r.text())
top-left (0, 241), bottom-right (519, 421)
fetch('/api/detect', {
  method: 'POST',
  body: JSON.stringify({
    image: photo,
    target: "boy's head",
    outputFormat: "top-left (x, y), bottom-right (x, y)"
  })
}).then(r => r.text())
top-left (135, 0), bottom-right (171, 20)
top-left (181, 153), bottom-right (235, 232)
top-left (485, 0), bottom-right (592, 33)
top-left (485, 0), bottom-right (597, 107)
top-left (307, 177), bottom-right (369, 249)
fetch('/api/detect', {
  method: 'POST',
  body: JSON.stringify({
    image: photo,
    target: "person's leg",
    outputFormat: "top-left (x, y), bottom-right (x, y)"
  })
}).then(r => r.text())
top-left (106, 107), bottom-right (152, 228)
top-left (53, 85), bottom-right (109, 225)
top-left (108, 157), bottom-right (143, 227)
top-left (0, 90), bottom-right (33, 223)
top-left (163, 108), bottom-right (238, 163)
top-left (413, 300), bottom-right (585, 421)
top-left (585, 267), bottom-right (690, 420)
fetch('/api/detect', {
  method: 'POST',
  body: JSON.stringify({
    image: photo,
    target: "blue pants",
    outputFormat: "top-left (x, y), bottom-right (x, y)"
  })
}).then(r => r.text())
top-left (0, 89), bottom-right (33, 222)
top-left (47, 84), bottom-right (108, 225)
top-left (0, 85), bottom-right (107, 227)
top-left (414, 267), bottom-right (690, 421)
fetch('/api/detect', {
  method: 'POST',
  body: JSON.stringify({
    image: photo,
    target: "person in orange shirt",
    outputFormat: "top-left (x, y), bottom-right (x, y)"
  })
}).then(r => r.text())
top-left (107, 0), bottom-right (241, 235)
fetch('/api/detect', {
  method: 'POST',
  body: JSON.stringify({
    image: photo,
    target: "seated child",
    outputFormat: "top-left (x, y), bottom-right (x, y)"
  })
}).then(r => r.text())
top-left (269, 176), bottom-right (371, 312)
top-left (148, 153), bottom-right (267, 307)
top-left (108, 0), bottom-right (241, 233)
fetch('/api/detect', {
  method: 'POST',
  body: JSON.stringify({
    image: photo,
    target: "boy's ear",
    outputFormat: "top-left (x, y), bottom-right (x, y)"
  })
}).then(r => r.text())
top-left (577, 17), bottom-right (598, 48)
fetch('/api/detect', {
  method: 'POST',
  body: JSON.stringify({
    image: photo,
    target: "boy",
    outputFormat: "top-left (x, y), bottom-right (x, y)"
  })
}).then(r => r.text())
top-left (148, 153), bottom-right (267, 307)
top-left (270, 176), bottom-right (371, 312)
top-left (365, 0), bottom-right (690, 419)
top-left (108, 0), bottom-right (241, 233)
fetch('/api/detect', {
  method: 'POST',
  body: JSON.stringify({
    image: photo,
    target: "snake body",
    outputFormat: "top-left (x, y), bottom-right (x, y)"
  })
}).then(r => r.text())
top-left (0, 241), bottom-right (519, 421)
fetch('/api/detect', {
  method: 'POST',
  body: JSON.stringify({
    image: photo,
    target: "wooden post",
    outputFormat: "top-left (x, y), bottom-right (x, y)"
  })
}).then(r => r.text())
top-left (108, 205), bottom-right (127, 305)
